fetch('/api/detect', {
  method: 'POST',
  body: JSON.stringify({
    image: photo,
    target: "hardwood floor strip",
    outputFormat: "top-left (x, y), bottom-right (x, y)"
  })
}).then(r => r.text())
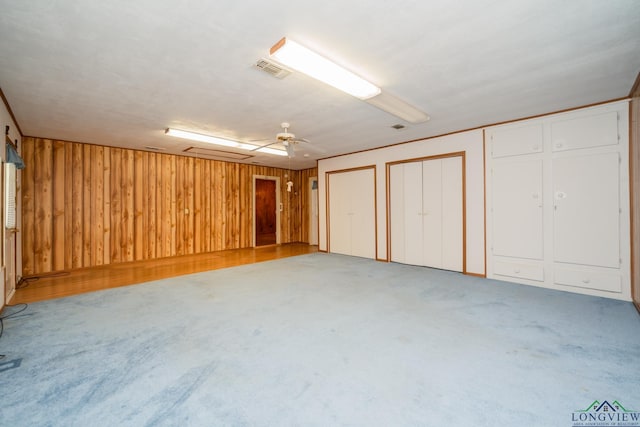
top-left (11, 243), bottom-right (318, 304)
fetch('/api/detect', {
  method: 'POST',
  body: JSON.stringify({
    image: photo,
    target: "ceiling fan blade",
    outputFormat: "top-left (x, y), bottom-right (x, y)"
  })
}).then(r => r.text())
top-left (250, 140), bottom-right (278, 151)
top-left (295, 140), bottom-right (325, 154)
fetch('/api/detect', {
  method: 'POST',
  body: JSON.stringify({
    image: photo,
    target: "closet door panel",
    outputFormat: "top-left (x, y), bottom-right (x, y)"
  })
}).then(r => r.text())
top-left (350, 168), bottom-right (376, 259)
top-left (551, 112), bottom-right (618, 152)
top-left (441, 157), bottom-right (463, 272)
top-left (491, 124), bottom-right (543, 158)
top-left (403, 162), bottom-right (424, 265)
top-left (328, 172), bottom-right (352, 256)
top-left (492, 160), bottom-right (544, 260)
top-left (389, 165), bottom-right (405, 262)
top-left (553, 152), bottom-right (620, 268)
top-left (422, 159), bottom-right (443, 268)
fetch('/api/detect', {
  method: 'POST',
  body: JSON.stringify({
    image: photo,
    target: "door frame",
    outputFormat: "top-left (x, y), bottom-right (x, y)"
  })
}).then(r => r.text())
top-left (253, 175), bottom-right (281, 247)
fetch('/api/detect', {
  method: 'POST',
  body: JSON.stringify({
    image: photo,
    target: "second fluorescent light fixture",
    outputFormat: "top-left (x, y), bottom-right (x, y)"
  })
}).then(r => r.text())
top-left (270, 37), bottom-right (381, 100)
top-left (165, 128), bottom-right (287, 156)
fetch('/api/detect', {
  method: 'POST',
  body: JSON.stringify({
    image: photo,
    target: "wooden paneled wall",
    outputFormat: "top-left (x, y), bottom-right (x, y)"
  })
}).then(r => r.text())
top-left (20, 137), bottom-right (317, 275)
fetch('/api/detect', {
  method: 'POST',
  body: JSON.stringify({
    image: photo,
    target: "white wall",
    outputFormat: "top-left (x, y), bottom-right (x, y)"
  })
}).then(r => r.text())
top-left (1, 93), bottom-right (21, 309)
top-left (318, 129), bottom-right (486, 275)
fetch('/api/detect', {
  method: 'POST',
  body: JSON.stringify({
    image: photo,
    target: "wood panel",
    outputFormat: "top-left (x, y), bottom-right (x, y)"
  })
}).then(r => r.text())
top-left (83, 144), bottom-right (92, 266)
top-left (204, 160), bottom-right (213, 252)
top-left (123, 149), bottom-right (135, 262)
top-left (20, 137), bottom-right (319, 275)
top-left (186, 157), bottom-right (195, 255)
top-left (52, 141), bottom-right (65, 271)
top-left (92, 145), bottom-right (104, 266)
top-left (146, 152), bottom-right (157, 260)
top-left (34, 139), bottom-right (52, 272)
top-left (193, 158), bottom-right (203, 254)
top-left (297, 167), bottom-right (318, 243)
top-left (21, 136), bottom-right (34, 275)
top-left (133, 150), bottom-right (144, 261)
top-left (175, 156), bottom-right (185, 256)
top-left (102, 147), bottom-right (111, 265)
top-left (110, 147), bottom-right (121, 264)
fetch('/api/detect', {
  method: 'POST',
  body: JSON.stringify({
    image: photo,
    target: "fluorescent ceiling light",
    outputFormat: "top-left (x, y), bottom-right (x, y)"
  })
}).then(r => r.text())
top-left (256, 146), bottom-right (289, 156)
top-left (165, 128), bottom-right (288, 156)
top-left (365, 91), bottom-right (431, 124)
top-left (269, 37), bottom-right (429, 123)
top-left (270, 37), bottom-right (381, 100)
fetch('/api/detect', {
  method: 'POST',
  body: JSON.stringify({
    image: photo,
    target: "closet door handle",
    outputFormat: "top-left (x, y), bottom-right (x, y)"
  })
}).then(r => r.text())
top-left (555, 191), bottom-right (567, 200)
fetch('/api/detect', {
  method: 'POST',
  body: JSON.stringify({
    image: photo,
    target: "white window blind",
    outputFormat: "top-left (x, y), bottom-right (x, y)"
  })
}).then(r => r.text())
top-left (5, 162), bottom-right (16, 229)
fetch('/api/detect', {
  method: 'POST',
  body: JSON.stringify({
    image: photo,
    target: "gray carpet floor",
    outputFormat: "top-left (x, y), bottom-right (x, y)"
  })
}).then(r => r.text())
top-left (1, 253), bottom-right (639, 426)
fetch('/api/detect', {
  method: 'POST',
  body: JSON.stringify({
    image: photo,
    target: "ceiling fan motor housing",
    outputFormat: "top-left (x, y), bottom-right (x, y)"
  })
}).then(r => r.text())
top-left (277, 132), bottom-right (295, 142)
top-left (277, 122), bottom-right (295, 142)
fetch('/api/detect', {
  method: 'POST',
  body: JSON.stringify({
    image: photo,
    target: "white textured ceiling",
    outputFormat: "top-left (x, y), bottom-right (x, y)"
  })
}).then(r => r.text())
top-left (1, 0), bottom-right (639, 169)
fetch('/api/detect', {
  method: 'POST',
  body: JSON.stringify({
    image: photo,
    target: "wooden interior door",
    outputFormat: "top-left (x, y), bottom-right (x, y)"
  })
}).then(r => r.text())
top-left (255, 179), bottom-right (277, 246)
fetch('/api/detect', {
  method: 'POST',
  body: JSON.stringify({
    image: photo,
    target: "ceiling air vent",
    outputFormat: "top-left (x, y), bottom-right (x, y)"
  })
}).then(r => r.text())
top-left (254, 58), bottom-right (291, 79)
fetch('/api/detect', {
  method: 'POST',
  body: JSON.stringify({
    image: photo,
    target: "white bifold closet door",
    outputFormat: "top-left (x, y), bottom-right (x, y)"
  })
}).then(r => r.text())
top-left (440, 158), bottom-right (463, 270)
top-left (328, 168), bottom-right (376, 259)
top-left (390, 157), bottom-right (463, 271)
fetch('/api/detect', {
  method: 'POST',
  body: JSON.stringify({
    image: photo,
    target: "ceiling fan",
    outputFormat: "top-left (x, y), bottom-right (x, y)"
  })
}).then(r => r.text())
top-left (254, 122), bottom-right (313, 158)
